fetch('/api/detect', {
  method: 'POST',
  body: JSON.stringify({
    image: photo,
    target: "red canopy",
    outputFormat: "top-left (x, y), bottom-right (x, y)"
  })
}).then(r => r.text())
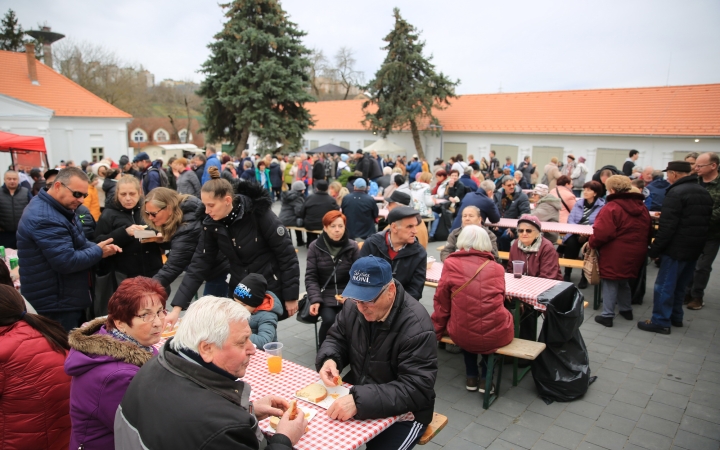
top-left (0, 131), bottom-right (47, 153)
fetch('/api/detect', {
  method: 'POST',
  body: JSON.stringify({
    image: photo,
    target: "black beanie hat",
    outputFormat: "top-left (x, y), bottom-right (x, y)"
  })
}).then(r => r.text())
top-left (233, 274), bottom-right (267, 307)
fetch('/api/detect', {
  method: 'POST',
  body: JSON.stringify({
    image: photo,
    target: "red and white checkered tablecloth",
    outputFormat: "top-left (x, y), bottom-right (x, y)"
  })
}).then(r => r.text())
top-left (3, 248), bottom-right (20, 290)
top-left (425, 262), bottom-right (559, 311)
top-left (246, 351), bottom-right (407, 450)
top-left (149, 341), bottom-right (406, 449)
top-left (485, 218), bottom-right (593, 236)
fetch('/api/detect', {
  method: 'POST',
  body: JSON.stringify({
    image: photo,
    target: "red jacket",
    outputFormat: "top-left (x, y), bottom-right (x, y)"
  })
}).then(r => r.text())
top-left (0, 321), bottom-right (71, 450)
top-left (589, 192), bottom-right (651, 280)
top-left (432, 250), bottom-right (514, 354)
top-left (507, 237), bottom-right (563, 280)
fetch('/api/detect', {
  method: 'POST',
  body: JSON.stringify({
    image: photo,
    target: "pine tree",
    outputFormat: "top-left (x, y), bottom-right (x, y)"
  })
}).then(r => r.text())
top-left (362, 8), bottom-right (459, 161)
top-left (198, 0), bottom-right (315, 154)
top-left (0, 9), bottom-right (26, 52)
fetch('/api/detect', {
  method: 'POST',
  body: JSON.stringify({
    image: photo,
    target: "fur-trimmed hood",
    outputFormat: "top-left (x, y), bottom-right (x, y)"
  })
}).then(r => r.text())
top-left (65, 317), bottom-right (154, 377)
top-left (235, 180), bottom-right (272, 215)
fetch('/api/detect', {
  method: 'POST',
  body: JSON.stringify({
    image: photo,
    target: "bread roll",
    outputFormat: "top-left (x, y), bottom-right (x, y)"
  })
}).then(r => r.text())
top-left (296, 383), bottom-right (328, 403)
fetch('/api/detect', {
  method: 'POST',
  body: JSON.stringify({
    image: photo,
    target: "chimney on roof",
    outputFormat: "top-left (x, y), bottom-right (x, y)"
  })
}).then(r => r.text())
top-left (25, 43), bottom-right (39, 85)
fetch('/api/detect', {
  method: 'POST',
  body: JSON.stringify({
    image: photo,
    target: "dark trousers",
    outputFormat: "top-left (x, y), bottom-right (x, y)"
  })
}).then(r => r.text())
top-left (688, 239), bottom-right (720, 299)
top-left (562, 234), bottom-right (587, 280)
top-left (0, 231), bottom-right (17, 249)
top-left (463, 350), bottom-right (489, 378)
top-left (494, 228), bottom-right (513, 252)
top-left (44, 310), bottom-right (83, 333)
top-left (294, 230), bottom-right (305, 246)
top-left (306, 232), bottom-right (319, 248)
top-left (366, 420), bottom-right (428, 450)
top-left (272, 187), bottom-right (281, 202)
top-left (651, 255), bottom-right (696, 327)
top-left (318, 305), bottom-right (342, 345)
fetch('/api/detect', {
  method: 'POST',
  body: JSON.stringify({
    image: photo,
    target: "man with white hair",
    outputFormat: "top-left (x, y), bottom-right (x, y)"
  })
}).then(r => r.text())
top-left (376, 166), bottom-right (393, 190)
top-left (115, 296), bottom-right (306, 449)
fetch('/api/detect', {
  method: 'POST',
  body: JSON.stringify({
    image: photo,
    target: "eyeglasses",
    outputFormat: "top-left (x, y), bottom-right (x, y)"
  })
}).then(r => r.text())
top-left (351, 284), bottom-right (390, 306)
top-left (695, 163), bottom-right (715, 169)
top-left (517, 228), bottom-right (535, 234)
top-left (145, 206), bottom-right (167, 217)
top-left (135, 309), bottom-right (168, 323)
top-left (61, 182), bottom-right (89, 199)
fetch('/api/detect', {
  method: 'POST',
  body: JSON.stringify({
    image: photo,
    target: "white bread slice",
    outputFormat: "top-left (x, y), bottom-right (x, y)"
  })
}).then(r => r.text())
top-left (296, 383), bottom-right (328, 403)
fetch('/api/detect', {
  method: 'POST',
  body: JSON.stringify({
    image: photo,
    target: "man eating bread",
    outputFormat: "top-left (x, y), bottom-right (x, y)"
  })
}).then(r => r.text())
top-left (316, 256), bottom-right (438, 450)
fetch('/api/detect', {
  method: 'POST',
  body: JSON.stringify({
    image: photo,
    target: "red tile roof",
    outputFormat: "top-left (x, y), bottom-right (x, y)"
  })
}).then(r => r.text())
top-left (0, 50), bottom-right (132, 118)
top-left (307, 84), bottom-right (720, 136)
top-left (128, 117), bottom-right (205, 149)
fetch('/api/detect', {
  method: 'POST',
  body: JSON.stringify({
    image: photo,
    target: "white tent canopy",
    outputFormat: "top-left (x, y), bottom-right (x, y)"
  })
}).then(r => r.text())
top-left (362, 138), bottom-right (406, 155)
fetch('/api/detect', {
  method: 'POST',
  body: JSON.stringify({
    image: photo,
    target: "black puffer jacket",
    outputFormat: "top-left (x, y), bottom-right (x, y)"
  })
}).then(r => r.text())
top-left (102, 178), bottom-right (117, 203)
top-left (279, 190), bottom-right (304, 226)
top-left (305, 234), bottom-right (360, 307)
top-left (0, 185), bottom-right (30, 231)
top-left (95, 199), bottom-right (163, 278)
top-left (269, 162), bottom-right (283, 188)
top-left (115, 340), bottom-right (292, 450)
top-left (316, 281), bottom-right (437, 425)
top-left (356, 153), bottom-right (383, 180)
top-left (173, 183), bottom-right (299, 316)
top-left (649, 174), bottom-right (713, 261)
top-left (154, 196), bottom-right (209, 290)
top-left (358, 230), bottom-right (427, 300)
top-left (300, 191), bottom-right (339, 231)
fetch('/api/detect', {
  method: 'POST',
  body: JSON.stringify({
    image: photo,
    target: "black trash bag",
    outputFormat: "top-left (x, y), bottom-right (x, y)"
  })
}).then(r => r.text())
top-left (532, 284), bottom-right (596, 403)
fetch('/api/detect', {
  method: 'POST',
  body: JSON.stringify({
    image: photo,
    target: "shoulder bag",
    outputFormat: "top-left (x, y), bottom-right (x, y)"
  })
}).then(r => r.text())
top-left (581, 243), bottom-right (601, 285)
top-left (297, 257), bottom-right (341, 324)
top-left (451, 260), bottom-right (490, 299)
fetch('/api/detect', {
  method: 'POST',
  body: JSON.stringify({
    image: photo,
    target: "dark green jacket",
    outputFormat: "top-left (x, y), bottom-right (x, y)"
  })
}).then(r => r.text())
top-left (700, 174), bottom-right (720, 241)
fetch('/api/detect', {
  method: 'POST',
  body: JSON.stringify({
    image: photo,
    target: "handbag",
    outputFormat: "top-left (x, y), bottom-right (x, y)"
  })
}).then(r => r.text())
top-left (581, 243), bottom-right (601, 285)
top-left (297, 258), bottom-right (340, 324)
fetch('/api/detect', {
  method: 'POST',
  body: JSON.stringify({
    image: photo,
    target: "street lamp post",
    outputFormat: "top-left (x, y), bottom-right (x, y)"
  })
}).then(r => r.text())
top-left (429, 124), bottom-right (443, 159)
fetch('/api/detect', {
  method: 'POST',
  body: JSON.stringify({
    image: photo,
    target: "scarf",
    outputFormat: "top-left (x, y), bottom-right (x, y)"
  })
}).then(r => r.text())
top-left (322, 231), bottom-right (348, 259)
top-left (580, 199), bottom-right (595, 225)
top-left (109, 328), bottom-right (154, 353)
top-left (220, 200), bottom-right (243, 228)
top-left (501, 191), bottom-right (515, 212)
top-left (517, 234), bottom-right (542, 253)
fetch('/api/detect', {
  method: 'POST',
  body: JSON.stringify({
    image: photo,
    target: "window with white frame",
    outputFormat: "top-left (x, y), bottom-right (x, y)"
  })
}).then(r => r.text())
top-left (154, 129), bottom-right (169, 142)
top-left (132, 129), bottom-right (146, 142)
top-left (178, 129), bottom-right (190, 143)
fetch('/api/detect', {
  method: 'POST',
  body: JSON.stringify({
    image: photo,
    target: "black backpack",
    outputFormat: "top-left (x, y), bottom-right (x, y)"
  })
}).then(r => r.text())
top-left (149, 167), bottom-right (169, 188)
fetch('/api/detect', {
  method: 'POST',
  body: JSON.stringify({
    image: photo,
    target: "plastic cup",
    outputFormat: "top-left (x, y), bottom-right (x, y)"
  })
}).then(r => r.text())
top-left (512, 260), bottom-right (525, 279)
top-left (264, 342), bottom-right (283, 374)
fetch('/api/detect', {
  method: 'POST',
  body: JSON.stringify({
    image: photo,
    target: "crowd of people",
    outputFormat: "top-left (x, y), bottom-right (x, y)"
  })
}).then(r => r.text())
top-left (0, 144), bottom-right (718, 450)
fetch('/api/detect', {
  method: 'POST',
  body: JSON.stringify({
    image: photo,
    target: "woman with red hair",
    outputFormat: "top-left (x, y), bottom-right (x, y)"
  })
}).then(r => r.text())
top-left (64, 277), bottom-right (167, 450)
top-left (305, 211), bottom-right (360, 344)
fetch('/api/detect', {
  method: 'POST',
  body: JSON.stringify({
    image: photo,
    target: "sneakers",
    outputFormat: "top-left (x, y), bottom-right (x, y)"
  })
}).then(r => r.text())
top-left (594, 315), bottom-right (613, 327)
top-left (619, 310), bottom-right (634, 320)
top-left (466, 377), bottom-right (478, 391)
top-left (683, 293), bottom-right (692, 305)
top-left (478, 379), bottom-right (496, 394)
top-left (687, 298), bottom-right (704, 310)
top-left (637, 319), bottom-right (671, 335)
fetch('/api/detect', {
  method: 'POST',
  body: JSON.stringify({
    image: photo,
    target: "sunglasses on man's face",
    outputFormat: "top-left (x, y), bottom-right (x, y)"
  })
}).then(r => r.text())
top-left (517, 228), bottom-right (534, 234)
top-left (61, 182), bottom-right (88, 199)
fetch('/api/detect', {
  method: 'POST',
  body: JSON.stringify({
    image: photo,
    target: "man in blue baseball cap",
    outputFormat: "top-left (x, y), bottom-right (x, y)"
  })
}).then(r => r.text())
top-left (315, 256), bottom-right (437, 450)
top-left (133, 152), bottom-right (162, 193)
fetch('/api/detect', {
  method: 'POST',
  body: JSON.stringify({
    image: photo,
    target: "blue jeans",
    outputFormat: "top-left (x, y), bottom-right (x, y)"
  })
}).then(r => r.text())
top-left (463, 350), bottom-right (489, 378)
top-left (651, 255), bottom-right (696, 327)
top-left (430, 212), bottom-right (440, 237)
top-left (203, 273), bottom-right (229, 297)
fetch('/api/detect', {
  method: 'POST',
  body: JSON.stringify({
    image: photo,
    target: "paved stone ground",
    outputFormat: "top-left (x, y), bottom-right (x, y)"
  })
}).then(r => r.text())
top-left (175, 202), bottom-right (720, 450)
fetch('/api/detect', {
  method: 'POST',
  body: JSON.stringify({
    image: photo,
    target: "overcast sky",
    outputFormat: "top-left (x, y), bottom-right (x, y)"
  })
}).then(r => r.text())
top-left (4, 0), bottom-right (720, 94)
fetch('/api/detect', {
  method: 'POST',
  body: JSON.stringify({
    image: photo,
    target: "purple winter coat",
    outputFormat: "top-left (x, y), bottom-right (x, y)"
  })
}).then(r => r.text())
top-left (562, 197), bottom-right (606, 243)
top-left (64, 318), bottom-right (156, 450)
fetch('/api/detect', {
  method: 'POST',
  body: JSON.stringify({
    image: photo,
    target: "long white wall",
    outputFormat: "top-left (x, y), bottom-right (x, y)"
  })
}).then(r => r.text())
top-left (301, 129), bottom-right (719, 174)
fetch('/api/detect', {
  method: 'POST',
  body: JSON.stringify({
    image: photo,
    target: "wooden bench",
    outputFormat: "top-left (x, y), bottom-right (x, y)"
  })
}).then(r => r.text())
top-left (497, 251), bottom-right (600, 309)
top-left (285, 226), bottom-right (322, 234)
top-left (419, 412), bottom-right (448, 445)
top-left (440, 336), bottom-right (546, 409)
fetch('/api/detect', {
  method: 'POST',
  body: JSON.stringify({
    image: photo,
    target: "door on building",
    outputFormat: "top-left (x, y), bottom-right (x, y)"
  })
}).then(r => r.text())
top-left (443, 142), bottom-right (467, 162)
top-left (596, 148), bottom-right (631, 171)
top-left (490, 144), bottom-right (519, 168)
top-left (532, 146), bottom-right (564, 173)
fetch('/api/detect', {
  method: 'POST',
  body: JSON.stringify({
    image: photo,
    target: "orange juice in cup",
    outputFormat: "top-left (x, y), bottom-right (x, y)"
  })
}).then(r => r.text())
top-left (263, 342), bottom-right (283, 374)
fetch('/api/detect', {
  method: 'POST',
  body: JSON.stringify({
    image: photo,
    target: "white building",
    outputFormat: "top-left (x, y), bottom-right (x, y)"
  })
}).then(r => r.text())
top-left (0, 47), bottom-right (132, 169)
top-left (302, 84), bottom-right (720, 174)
